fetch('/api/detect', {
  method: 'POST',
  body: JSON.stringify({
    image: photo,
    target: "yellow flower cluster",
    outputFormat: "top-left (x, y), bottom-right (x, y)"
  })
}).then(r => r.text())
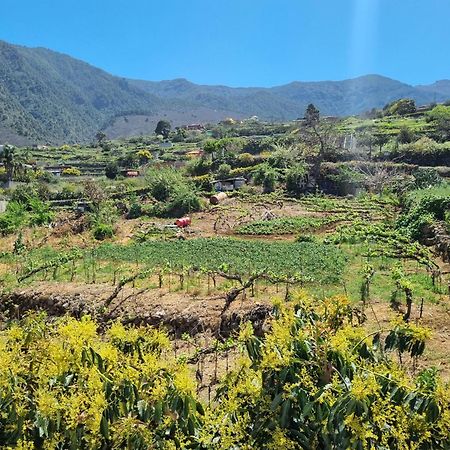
top-left (0, 314), bottom-right (198, 449)
top-left (344, 413), bottom-right (377, 448)
top-left (0, 293), bottom-right (449, 450)
top-left (350, 374), bottom-right (380, 401)
top-left (330, 324), bottom-right (367, 354)
top-left (260, 310), bottom-right (295, 371)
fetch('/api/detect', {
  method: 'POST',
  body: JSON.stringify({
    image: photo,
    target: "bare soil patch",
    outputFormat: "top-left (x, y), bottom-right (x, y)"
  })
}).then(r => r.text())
top-left (363, 298), bottom-right (450, 381)
top-left (0, 282), bottom-right (271, 338)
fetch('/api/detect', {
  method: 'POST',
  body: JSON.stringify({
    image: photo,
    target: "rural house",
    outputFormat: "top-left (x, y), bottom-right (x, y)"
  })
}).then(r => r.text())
top-left (212, 177), bottom-right (246, 192)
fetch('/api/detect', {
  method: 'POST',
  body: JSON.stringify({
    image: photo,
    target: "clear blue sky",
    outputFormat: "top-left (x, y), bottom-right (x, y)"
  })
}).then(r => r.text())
top-left (1, 0), bottom-right (449, 87)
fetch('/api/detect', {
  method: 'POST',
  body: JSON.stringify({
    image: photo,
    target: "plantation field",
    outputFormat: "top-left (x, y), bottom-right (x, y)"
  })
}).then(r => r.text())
top-left (95, 238), bottom-right (346, 283)
top-left (235, 215), bottom-right (343, 235)
top-left (2, 71), bottom-right (450, 448)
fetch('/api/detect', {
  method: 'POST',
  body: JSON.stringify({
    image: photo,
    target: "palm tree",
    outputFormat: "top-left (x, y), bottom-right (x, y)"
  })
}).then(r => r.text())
top-left (1, 145), bottom-right (16, 187)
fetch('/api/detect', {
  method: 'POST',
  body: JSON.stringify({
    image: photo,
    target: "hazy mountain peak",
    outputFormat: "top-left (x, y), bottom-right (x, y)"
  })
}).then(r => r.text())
top-left (0, 39), bottom-right (449, 144)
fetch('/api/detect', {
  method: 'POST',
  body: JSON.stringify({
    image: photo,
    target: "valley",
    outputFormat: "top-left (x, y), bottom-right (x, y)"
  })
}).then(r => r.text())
top-left (1, 96), bottom-right (450, 447)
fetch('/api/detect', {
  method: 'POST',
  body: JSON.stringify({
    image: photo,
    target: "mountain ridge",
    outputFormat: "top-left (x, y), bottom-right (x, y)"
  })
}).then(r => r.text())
top-left (0, 40), bottom-right (449, 144)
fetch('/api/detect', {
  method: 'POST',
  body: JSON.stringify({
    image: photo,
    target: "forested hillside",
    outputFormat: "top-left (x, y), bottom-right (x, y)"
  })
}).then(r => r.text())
top-left (1, 39), bottom-right (450, 145)
top-left (0, 40), bottom-right (162, 144)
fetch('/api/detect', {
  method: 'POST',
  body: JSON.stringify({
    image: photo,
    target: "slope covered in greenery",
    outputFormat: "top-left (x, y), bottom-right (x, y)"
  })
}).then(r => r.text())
top-left (2, 39), bottom-right (450, 145)
top-left (0, 40), bottom-right (162, 144)
top-left (130, 74), bottom-right (450, 119)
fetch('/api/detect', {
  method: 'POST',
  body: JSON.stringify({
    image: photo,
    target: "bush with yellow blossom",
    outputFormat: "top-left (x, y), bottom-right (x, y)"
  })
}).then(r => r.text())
top-left (0, 291), bottom-right (449, 449)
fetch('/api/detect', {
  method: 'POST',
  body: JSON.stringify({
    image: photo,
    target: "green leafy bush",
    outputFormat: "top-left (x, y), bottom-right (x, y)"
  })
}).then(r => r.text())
top-left (93, 223), bottom-right (114, 240)
top-left (252, 163), bottom-right (279, 193)
top-left (0, 201), bottom-right (27, 235)
top-left (126, 202), bottom-right (143, 219)
top-left (153, 188), bottom-right (202, 218)
top-left (398, 192), bottom-right (450, 239)
top-left (0, 197), bottom-right (54, 235)
top-left (285, 164), bottom-right (309, 195)
top-left (185, 157), bottom-right (212, 177)
top-left (146, 168), bottom-right (184, 201)
top-left (146, 168), bottom-right (202, 217)
top-left (27, 197), bottom-right (55, 226)
top-left (216, 163), bottom-right (232, 180)
top-left (105, 161), bottom-right (119, 179)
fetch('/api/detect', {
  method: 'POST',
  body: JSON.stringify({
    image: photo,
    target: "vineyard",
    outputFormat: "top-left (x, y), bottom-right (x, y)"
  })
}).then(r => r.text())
top-left (3, 239), bottom-right (347, 315)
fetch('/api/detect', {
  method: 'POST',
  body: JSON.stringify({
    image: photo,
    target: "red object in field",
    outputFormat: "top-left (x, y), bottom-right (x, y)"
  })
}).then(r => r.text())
top-left (175, 217), bottom-right (191, 228)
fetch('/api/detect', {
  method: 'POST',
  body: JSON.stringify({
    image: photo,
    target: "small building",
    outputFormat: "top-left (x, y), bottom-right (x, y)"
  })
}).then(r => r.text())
top-left (45, 166), bottom-right (64, 177)
top-left (185, 124), bottom-right (204, 131)
top-left (212, 177), bottom-right (246, 192)
top-left (120, 169), bottom-right (140, 177)
top-left (186, 149), bottom-right (204, 158)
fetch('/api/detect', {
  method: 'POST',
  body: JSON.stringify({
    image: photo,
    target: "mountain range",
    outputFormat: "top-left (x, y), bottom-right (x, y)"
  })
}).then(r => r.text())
top-left (1, 39), bottom-right (449, 145)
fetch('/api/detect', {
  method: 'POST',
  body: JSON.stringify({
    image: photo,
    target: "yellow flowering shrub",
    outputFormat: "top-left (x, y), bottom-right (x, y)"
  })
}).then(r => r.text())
top-left (0, 314), bottom-right (203, 449)
top-left (0, 292), bottom-right (449, 449)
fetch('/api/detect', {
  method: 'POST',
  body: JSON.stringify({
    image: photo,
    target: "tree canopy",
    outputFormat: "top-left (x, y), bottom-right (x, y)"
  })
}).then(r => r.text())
top-left (155, 120), bottom-right (171, 139)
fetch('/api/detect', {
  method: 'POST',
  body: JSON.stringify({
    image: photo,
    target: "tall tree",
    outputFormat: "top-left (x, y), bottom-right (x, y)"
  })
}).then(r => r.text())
top-left (305, 103), bottom-right (320, 126)
top-left (95, 131), bottom-right (107, 146)
top-left (359, 132), bottom-right (377, 160)
top-left (374, 134), bottom-right (390, 154)
top-left (155, 120), bottom-right (171, 139)
top-left (0, 145), bottom-right (16, 185)
top-left (426, 105), bottom-right (450, 141)
top-left (301, 105), bottom-right (339, 185)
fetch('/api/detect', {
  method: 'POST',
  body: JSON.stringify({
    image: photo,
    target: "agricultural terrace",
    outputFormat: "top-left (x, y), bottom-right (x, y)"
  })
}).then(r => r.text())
top-left (1, 104), bottom-right (450, 449)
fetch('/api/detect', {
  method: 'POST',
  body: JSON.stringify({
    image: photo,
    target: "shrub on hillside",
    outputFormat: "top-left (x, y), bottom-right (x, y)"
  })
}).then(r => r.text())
top-left (398, 192), bottom-right (450, 239)
top-left (185, 157), bottom-right (212, 177)
top-left (285, 164), bottom-right (309, 196)
top-left (105, 161), bottom-right (119, 179)
top-left (0, 202), bottom-right (27, 235)
top-left (413, 167), bottom-right (443, 189)
top-left (153, 188), bottom-right (202, 218)
top-left (236, 152), bottom-right (255, 166)
top-left (93, 223), bottom-right (114, 240)
top-left (62, 167), bottom-right (81, 176)
top-left (384, 98), bottom-right (416, 116)
top-left (146, 169), bottom-right (184, 201)
top-left (397, 126), bottom-right (416, 144)
top-left (216, 163), bottom-right (232, 180)
top-left (146, 168), bottom-right (202, 217)
top-left (253, 163), bottom-right (279, 193)
top-left (126, 202), bottom-right (143, 219)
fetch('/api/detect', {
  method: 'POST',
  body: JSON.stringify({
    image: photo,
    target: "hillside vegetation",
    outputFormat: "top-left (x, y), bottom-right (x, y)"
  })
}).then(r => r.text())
top-left (0, 41), bottom-right (162, 144)
top-left (1, 78), bottom-right (450, 448)
top-left (2, 39), bottom-right (450, 144)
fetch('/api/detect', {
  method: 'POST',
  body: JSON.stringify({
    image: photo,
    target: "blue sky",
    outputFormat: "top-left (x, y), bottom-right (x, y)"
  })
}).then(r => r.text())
top-left (1, 0), bottom-right (449, 87)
